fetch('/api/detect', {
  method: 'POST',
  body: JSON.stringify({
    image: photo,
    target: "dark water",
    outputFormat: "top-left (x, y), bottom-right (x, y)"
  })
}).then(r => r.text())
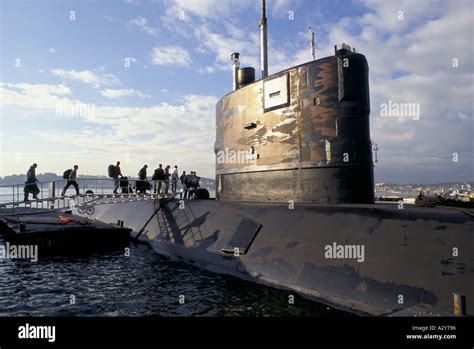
top-left (0, 238), bottom-right (348, 317)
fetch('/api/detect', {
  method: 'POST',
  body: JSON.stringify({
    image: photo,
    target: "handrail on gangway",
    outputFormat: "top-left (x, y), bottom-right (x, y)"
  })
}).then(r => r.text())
top-left (0, 178), bottom-right (191, 211)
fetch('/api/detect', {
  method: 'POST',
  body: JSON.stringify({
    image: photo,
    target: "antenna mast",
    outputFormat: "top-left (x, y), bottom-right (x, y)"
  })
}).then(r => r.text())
top-left (259, 0), bottom-right (268, 79)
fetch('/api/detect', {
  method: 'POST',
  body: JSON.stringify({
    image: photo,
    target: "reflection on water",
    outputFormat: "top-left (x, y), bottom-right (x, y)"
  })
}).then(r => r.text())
top-left (0, 238), bottom-right (349, 317)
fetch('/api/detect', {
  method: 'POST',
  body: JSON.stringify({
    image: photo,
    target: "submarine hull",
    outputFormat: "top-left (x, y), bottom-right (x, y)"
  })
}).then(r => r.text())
top-left (77, 199), bottom-right (474, 316)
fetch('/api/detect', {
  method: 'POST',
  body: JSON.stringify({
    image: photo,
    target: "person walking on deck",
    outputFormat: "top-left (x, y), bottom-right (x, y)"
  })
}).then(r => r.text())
top-left (137, 164), bottom-right (149, 194)
top-left (112, 161), bottom-right (123, 194)
top-left (61, 165), bottom-right (80, 196)
top-left (23, 163), bottom-right (40, 201)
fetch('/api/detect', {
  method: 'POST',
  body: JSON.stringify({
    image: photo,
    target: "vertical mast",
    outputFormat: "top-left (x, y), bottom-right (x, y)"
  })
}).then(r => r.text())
top-left (309, 27), bottom-right (315, 60)
top-left (259, 0), bottom-right (268, 79)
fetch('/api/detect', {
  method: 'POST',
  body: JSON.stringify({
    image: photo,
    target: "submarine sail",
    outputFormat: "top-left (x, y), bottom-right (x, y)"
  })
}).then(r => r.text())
top-left (215, 44), bottom-right (373, 204)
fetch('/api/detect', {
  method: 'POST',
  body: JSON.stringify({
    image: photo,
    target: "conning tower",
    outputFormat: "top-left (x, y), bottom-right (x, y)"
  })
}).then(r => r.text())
top-left (215, 2), bottom-right (373, 204)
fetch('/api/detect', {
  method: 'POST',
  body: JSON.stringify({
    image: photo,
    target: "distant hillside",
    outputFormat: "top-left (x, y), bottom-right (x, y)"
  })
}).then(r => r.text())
top-left (0, 173), bottom-right (215, 189)
top-left (379, 182), bottom-right (473, 187)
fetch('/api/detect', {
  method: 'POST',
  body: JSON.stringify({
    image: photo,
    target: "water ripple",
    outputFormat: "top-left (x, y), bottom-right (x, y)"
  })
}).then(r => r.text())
top-left (0, 238), bottom-right (348, 317)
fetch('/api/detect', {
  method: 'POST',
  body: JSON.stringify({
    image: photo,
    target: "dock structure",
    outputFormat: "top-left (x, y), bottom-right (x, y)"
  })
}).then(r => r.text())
top-left (0, 181), bottom-right (183, 256)
top-left (0, 208), bottom-right (131, 255)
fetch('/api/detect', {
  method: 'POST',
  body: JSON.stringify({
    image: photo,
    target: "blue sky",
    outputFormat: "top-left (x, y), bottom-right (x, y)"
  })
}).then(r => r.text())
top-left (0, 0), bottom-right (473, 183)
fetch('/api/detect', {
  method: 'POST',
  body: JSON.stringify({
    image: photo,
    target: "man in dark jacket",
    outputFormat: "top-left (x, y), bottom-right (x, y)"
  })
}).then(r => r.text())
top-left (24, 163), bottom-right (40, 201)
top-left (152, 164), bottom-right (165, 194)
top-left (137, 165), bottom-right (149, 194)
top-left (138, 165), bottom-right (148, 180)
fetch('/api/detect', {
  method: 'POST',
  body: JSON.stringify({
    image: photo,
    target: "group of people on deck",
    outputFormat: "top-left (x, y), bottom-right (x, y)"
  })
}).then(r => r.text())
top-left (22, 162), bottom-right (201, 201)
top-left (135, 163), bottom-right (201, 199)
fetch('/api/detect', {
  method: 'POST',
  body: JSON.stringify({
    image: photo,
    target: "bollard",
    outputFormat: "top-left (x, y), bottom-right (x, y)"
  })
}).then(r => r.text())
top-left (453, 293), bottom-right (467, 316)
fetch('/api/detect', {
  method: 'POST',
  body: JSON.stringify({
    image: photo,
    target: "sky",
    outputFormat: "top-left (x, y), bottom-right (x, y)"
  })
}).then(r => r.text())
top-left (0, 0), bottom-right (472, 184)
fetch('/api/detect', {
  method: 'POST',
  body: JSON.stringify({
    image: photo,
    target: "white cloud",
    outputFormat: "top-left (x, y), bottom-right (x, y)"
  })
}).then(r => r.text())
top-left (100, 88), bottom-right (150, 99)
top-left (195, 24), bottom-right (259, 70)
top-left (150, 46), bottom-right (192, 66)
top-left (161, 8), bottom-right (304, 75)
top-left (169, 0), bottom-right (250, 19)
top-left (0, 82), bottom-right (74, 118)
top-left (48, 48), bottom-right (57, 53)
top-left (0, 82), bottom-right (71, 96)
top-left (50, 69), bottom-right (120, 88)
top-left (270, 0), bottom-right (296, 16)
top-left (359, 0), bottom-right (444, 34)
top-left (160, 0), bottom-right (313, 77)
top-left (0, 81), bottom-right (218, 177)
top-left (168, 0), bottom-right (291, 19)
top-left (127, 16), bottom-right (159, 37)
top-left (314, 0), bottom-right (474, 183)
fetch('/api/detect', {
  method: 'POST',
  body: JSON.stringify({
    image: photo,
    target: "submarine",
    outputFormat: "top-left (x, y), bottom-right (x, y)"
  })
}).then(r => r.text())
top-left (74, 1), bottom-right (473, 316)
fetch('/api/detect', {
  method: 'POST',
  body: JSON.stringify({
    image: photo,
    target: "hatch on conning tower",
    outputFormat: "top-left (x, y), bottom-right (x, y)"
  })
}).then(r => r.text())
top-left (215, 1), bottom-right (374, 204)
top-left (263, 73), bottom-right (290, 112)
